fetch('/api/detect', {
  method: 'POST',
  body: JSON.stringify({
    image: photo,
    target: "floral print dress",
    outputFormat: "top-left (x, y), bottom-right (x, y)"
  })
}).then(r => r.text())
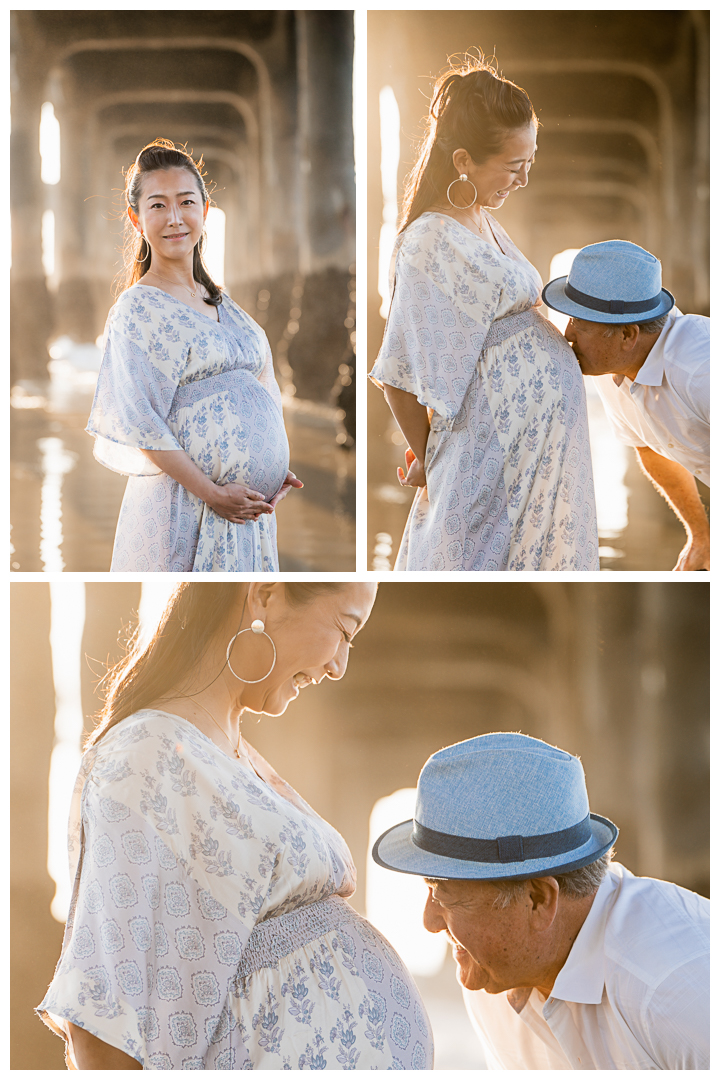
top-left (371, 213), bottom-right (599, 571)
top-left (37, 710), bottom-right (433, 1070)
top-left (87, 285), bottom-right (290, 572)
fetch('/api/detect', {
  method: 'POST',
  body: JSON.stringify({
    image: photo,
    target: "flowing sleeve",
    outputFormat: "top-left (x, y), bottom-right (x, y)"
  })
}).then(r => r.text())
top-left (370, 216), bottom-right (503, 429)
top-left (36, 720), bottom-right (287, 1069)
top-left (256, 330), bottom-right (284, 416)
top-left (86, 290), bottom-right (191, 476)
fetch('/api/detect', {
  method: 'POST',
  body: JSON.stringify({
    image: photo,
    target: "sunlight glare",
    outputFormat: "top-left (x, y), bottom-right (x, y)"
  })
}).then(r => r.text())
top-left (546, 249), bottom-right (580, 334)
top-left (42, 209), bottom-right (55, 280)
top-left (47, 581), bottom-right (86, 922)
top-left (38, 437), bottom-right (76, 573)
top-left (40, 101), bottom-right (61, 185)
top-left (378, 86), bottom-right (400, 319)
top-left (366, 789), bottom-right (447, 977)
top-left (139, 580), bottom-right (180, 650)
top-left (204, 206), bottom-right (226, 287)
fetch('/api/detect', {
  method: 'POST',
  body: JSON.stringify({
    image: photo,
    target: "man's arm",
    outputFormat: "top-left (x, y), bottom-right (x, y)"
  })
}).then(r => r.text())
top-left (634, 447), bottom-right (709, 570)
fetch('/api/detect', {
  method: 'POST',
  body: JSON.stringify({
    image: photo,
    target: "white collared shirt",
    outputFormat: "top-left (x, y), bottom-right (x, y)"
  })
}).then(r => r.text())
top-left (593, 309), bottom-right (710, 486)
top-left (462, 863), bottom-right (709, 1070)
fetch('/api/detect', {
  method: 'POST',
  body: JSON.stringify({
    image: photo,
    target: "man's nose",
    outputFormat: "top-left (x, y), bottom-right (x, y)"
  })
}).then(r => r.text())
top-left (423, 892), bottom-right (447, 933)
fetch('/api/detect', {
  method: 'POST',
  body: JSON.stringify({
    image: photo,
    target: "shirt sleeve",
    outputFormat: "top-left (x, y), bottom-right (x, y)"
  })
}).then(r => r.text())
top-left (86, 290), bottom-right (191, 476)
top-left (640, 955), bottom-right (710, 1069)
top-left (369, 217), bottom-right (503, 429)
top-left (36, 723), bottom-right (281, 1069)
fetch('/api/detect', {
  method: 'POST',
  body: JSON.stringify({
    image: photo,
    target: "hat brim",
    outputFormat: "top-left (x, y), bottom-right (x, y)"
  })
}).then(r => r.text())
top-left (372, 813), bottom-right (618, 880)
top-left (542, 276), bottom-right (675, 324)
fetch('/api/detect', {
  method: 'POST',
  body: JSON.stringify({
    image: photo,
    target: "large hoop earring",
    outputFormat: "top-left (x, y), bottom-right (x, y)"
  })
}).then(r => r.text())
top-left (447, 174), bottom-right (478, 209)
top-left (137, 236), bottom-right (151, 263)
top-left (226, 619), bottom-right (277, 683)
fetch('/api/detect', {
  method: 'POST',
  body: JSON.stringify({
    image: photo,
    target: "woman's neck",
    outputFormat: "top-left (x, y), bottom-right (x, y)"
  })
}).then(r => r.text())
top-left (146, 252), bottom-right (196, 290)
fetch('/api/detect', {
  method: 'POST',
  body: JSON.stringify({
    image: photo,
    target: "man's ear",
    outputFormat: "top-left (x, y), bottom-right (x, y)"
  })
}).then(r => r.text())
top-left (527, 877), bottom-right (560, 931)
top-left (622, 323), bottom-right (642, 350)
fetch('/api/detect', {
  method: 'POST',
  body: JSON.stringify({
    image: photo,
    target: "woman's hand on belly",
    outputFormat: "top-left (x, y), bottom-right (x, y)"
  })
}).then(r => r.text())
top-left (140, 447), bottom-right (273, 521)
top-left (209, 482), bottom-right (276, 522)
top-left (267, 470), bottom-right (304, 509)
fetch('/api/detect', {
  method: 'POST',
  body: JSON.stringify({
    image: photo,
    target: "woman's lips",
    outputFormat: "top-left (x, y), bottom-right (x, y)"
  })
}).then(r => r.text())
top-left (163, 233), bottom-right (190, 241)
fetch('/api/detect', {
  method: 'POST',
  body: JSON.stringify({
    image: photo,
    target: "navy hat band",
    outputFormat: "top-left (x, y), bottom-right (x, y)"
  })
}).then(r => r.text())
top-left (412, 814), bottom-right (592, 865)
top-left (564, 283), bottom-right (664, 316)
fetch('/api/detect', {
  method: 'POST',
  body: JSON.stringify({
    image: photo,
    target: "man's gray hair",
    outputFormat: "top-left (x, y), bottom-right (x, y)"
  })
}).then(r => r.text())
top-left (602, 314), bottom-right (668, 338)
top-left (489, 850), bottom-right (613, 909)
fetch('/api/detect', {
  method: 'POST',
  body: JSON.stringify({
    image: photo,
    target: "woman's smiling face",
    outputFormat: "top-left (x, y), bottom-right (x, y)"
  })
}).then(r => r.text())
top-left (129, 166), bottom-right (207, 262)
top-left (456, 123), bottom-right (537, 210)
top-left (229, 584), bottom-right (378, 716)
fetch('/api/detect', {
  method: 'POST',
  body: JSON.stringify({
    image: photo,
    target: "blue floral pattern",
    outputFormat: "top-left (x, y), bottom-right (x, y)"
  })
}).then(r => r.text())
top-left (371, 213), bottom-right (599, 571)
top-left (38, 711), bottom-right (432, 1069)
top-left (87, 285), bottom-right (289, 572)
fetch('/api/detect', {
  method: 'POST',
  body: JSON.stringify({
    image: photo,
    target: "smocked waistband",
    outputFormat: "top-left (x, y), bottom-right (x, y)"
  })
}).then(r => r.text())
top-left (234, 895), bottom-right (355, 978)
top-left (482, 307), bottom-right (546, 351)
top-left (168, 369), bottom-right (266, 419)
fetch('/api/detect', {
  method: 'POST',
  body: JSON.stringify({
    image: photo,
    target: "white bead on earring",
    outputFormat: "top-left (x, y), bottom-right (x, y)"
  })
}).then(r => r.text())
top-left (251, 619), bottom-right (265, 634)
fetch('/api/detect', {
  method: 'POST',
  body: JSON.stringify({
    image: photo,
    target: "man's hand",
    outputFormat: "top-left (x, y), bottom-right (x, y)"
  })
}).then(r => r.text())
top-left (674, 536), bottom-right (710, 571)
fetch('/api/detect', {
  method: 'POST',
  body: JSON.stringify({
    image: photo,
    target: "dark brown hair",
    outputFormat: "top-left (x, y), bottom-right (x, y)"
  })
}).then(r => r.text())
top-left (88, 583), bottom-right (347, 747)
top-left (119, 138), bottom-right (222, 306)
top-left (399, 53), bottom-right (538, 233)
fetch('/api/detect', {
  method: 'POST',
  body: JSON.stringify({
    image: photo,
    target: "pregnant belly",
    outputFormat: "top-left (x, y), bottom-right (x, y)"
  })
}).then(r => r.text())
top-left (170, 370), bottom-right (290, 500)
top-left (230, 896), bottom-right (433, 1069)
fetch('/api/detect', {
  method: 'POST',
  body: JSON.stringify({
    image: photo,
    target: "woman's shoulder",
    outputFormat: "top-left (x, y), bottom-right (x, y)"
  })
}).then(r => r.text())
top-left (399, 211), bottom-right (484, 259)
top-left (107, 283), bottom-right (170, 325)
top-left (221, 293), bottom-right (270, 343)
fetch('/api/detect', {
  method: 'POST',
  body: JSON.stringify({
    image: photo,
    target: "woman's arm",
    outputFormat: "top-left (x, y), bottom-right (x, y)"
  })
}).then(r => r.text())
top-left (140, 448), bottom-right (274, 523)
top-left (67, 1023), bottom-right (142, 1070)
top-left (382, 385), bottom-right (431, 488)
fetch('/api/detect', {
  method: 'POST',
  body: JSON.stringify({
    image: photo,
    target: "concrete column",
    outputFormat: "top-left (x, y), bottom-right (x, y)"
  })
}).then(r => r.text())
top-left (54, 89), bottom-right (99, 343)
top-left (301, 11), bottom-right (355, 272)
top-left (10, 13), bottom-right (54, 383)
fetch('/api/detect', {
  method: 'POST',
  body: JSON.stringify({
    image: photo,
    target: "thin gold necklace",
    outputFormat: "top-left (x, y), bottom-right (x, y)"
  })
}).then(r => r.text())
top-left (147, 269), bottom-right (198, 298)
top-left (188, 696), bottom-right (243, 759)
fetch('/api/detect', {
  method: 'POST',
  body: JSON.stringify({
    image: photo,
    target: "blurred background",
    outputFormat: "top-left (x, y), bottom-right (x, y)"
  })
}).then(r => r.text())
top-left (11, 10), bottom-right (356, 572)
top-left (367, 10), bottom-right (710, 572)
top-left (12, 581), bottom-right (709, 1069)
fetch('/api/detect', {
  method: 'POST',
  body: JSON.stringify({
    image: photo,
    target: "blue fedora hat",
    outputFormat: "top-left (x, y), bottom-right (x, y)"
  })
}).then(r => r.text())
top-left (543, 240), bottom-right (674, 324)
top-left (373, 733), bottom-right (618, 880)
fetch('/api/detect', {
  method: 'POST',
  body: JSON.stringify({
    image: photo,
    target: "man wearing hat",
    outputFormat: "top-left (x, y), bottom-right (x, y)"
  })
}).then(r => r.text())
top-left (543, 241), bottom-right (709, 571)
top-left (373, 733), bottom-right (709, 1070)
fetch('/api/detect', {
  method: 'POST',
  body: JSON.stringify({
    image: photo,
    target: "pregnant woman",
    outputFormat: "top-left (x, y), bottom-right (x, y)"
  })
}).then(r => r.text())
top-left (88, 140), bottom-right (301, 572)
top-left (371, 57), bottom-right (599, 571)
top-left (38, 582), bottom-right (433, 1070)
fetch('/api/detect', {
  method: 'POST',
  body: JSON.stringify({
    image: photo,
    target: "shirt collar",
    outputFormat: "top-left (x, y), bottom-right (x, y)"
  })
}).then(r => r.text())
top-left (628, 308), bottom-right (677, 389)
top-left (547, 869), bottom-right (618, 1006)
